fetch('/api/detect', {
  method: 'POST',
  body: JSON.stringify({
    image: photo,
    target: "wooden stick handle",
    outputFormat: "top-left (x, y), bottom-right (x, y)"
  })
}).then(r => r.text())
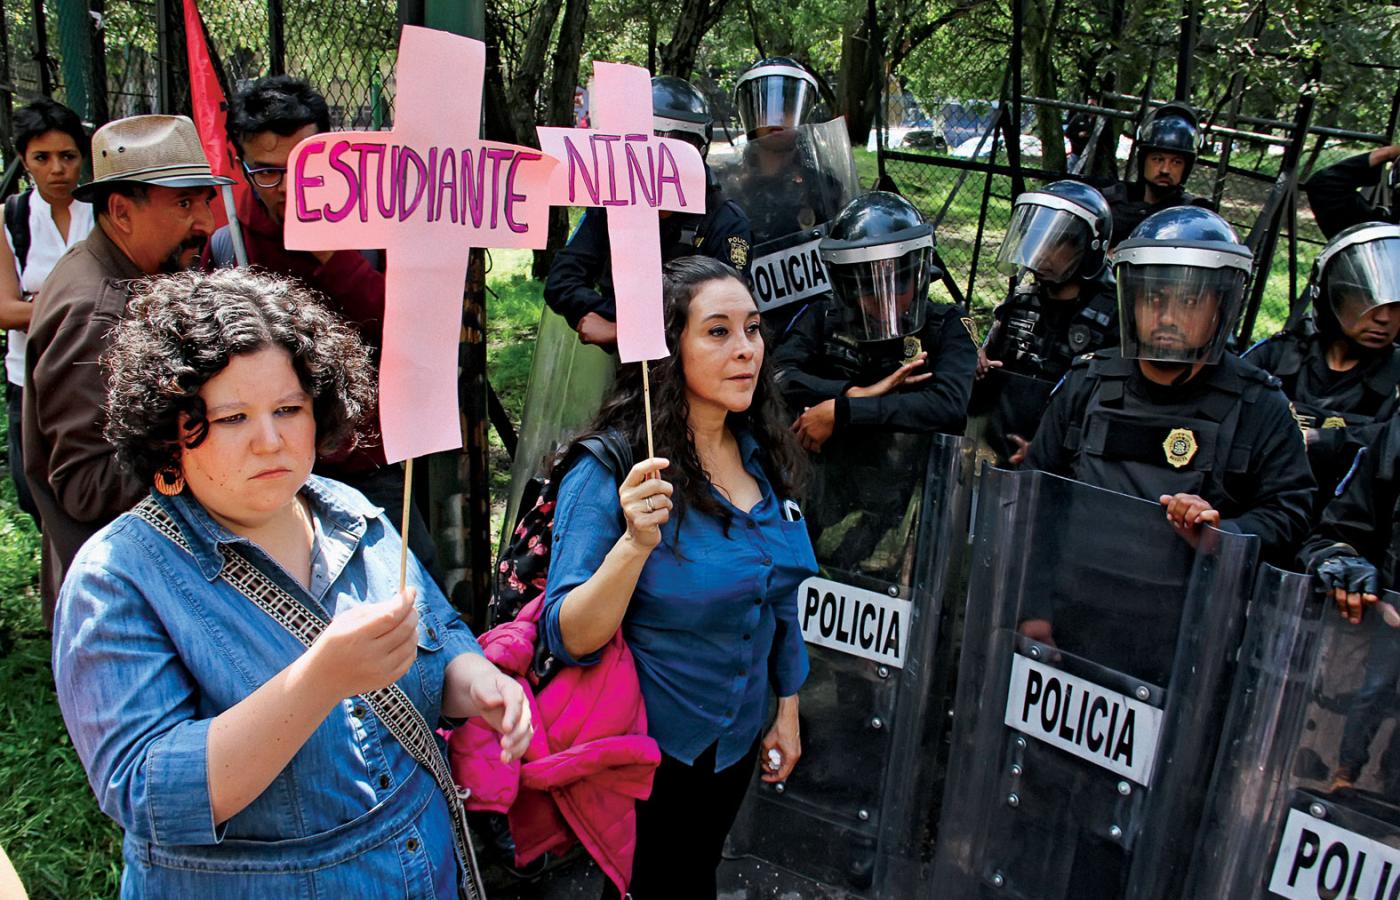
top-left (399, 457), bottom-right (414, 593)
top-left (642, 360), bottom-right (656, 464)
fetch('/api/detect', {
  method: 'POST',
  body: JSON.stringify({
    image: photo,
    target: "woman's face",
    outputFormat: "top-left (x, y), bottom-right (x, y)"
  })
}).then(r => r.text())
top-left (678, 277), bottom-right (764, 415)
top-left (178, 346), bottom-right (317, 529)
top-left (22, 130), bottom-right (82, 203)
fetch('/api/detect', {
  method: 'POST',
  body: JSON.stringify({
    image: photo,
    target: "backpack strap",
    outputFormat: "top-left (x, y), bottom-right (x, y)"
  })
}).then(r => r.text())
top-left (129, 497), bottom-right (486, 900)
top-left (4, 190), bottom-right (32, 272)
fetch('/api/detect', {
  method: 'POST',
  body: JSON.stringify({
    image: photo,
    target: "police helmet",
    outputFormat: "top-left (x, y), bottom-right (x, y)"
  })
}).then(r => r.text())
top-left (734, 57), bottom-right (820, 140)
top-left (1308, 221), bottom-right (1400, 341)
top-left (995, 180), bottom-right (1113, 284)
top-left (821, 191), bottom-right (939, 342)
top-left (652, 76), bottom-right (712, 157)
top-left (1112, 206), bottom-right (1252, 364)
top-left (1135, 102), bottom-right (1202, 182)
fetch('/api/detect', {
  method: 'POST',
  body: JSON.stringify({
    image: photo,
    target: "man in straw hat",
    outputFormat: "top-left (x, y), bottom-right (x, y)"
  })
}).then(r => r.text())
top-left (24, 114), bottom-right (233, 624)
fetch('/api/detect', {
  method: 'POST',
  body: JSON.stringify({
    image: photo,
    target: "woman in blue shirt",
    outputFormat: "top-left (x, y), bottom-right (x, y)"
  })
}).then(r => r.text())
top-left (543, 256), bottom-right (818, 898)
top-left (51, 269), bottom-right (531, 898)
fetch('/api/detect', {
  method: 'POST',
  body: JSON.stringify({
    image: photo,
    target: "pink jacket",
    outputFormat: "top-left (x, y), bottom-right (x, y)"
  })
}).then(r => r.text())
top-left (447, 598), bottom-right (660, 895)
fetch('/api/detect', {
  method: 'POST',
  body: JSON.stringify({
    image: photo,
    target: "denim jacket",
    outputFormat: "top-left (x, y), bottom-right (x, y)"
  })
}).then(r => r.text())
top-left (52, 476), bottom-right (481, 898)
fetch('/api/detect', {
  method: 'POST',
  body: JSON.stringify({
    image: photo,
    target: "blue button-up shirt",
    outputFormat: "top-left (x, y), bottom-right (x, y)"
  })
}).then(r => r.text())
top-left (543, 431), bottom-right (817, 772)
top-left (52, 476), bottom-right (480, 898)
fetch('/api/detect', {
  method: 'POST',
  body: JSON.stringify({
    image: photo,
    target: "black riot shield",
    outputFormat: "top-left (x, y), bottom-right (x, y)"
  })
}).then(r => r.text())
top-left (1185, 581), bottom-right (1400, 900)
top-left (931, 465), bottom-right (1262, 900)
top-left (724, 431), bottom-right (975, 896)
top-left (711, 120), bottom-right (860, 326)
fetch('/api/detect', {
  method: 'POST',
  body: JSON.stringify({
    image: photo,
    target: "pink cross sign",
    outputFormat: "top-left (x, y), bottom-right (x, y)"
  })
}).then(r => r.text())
top-left (283, 26), bottom-right (558, 462)
top-left (538, 62), bottom-right (708, 363)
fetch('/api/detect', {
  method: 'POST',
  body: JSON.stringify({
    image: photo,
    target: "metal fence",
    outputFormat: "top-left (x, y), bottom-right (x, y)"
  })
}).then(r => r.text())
top-left (878, 2), bottom-right (1400, 345)
top-left (0, 0), bottom-right (401, 175)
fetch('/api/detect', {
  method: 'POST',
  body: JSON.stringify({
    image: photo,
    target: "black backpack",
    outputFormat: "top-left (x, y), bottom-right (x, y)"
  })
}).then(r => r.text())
top-left (4, 190), bottom-right (32, 272)
top-left (490, 430), bottom-right (633, 629)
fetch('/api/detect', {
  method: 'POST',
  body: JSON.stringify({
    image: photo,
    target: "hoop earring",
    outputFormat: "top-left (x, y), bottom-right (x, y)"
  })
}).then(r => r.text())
top-left (153, 465), bottom-right (185, 496)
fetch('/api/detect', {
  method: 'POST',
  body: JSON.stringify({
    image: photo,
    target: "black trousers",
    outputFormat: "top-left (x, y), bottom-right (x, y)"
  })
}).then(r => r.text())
top-left (604, 740), bottom-right (759, 900)
top-left (6, 383), bottom-right (39, 525)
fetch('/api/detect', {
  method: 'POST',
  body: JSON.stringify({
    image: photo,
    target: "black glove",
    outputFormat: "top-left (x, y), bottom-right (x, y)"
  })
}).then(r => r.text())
top-left (1315, 556), bottom-right (1381, 596)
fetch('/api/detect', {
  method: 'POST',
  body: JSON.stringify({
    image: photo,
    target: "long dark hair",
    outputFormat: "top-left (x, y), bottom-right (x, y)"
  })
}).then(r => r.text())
top-left (575, 256), bottom-right (805, 537)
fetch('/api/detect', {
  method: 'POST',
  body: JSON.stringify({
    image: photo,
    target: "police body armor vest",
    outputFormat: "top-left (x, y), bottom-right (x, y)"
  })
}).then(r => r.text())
top-left (1062, 355), bottom-right (1267, 508)
top-left (1265, 328), bottom-right (1400, 429)
top-left (814, 301), bottom-right (926, 381)
top-left (992, 284), bottom-right (1118, 382)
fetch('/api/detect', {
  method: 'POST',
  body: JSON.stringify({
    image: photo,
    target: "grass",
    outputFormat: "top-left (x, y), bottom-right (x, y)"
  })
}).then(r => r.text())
top-left (0, 417), bottom-right (123, 898)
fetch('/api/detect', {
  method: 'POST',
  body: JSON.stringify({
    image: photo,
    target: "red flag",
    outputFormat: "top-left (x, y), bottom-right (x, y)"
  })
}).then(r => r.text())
top-left (182, 0), bottom-right (245, 228)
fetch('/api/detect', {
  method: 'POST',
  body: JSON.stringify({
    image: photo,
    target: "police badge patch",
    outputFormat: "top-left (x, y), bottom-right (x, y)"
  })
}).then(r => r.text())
top-left (1163, 428), bottom-right (1199, 468)
top-left (728, 236), bottom-right (750, 268)
top-left (903, 335), bottom-right (922, 360)
top-left (1321, 416), bottom-right (1347, 429)
top-left (961, 316), bottom-right (978, 344)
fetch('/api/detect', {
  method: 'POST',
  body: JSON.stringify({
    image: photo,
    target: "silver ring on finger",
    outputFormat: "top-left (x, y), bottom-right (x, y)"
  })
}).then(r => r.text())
top-left (645, 496), bottom-right (654, 512)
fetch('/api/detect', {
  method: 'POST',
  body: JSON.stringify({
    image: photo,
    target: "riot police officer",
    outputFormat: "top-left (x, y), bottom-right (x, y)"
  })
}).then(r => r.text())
top-left (1300, 416), bottom-right (1400, 789)
top-left (973, 180), bottom-right (1117, 463)
top-left (775, 191), bottom-right (977, 447)
top-left (774, 192), bottom-right (976, 575)
top-left (727, 57), bottom-right (856, 339)
top-left (1101, 102), bottom-right (1217, 247)
top-left (1025, 206), bottom-right (1314, 563)
top-left (543, 75), bottom-right (752, 348)
top-left (1244, 222), bottom-right (1400, 504)
top-left (1304, 143), bottom-right (1400, 239)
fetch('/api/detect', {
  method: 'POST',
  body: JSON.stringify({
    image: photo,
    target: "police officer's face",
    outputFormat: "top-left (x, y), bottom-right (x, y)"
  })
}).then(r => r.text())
top-left (1135, 284), bottom-right (1219, 352)
top-left (1143, 152), bottom-right (1187, 188)
top-left (679, 276), bottom-right (764, 414)
top-left (1339, 296), bottom-right (1400, 349)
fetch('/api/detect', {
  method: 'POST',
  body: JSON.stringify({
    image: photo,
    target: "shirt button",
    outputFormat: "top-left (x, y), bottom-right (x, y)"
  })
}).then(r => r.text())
top-left (379, 773), bottom-right (391, 789)
top-left (406, 837), bottom-right (419, 852)
top-left (427, 627), bottom-right (438, 641)
top-left (747, 520), bottom-right (758, 530)
top-left (754, 598), bottom-right (762, 606)
top-left (761, 556), bottom-right (772, 566)
top-left (352, 704), bottom-right (366, 718)
top-left (743, 633), bottom-right (752, 641)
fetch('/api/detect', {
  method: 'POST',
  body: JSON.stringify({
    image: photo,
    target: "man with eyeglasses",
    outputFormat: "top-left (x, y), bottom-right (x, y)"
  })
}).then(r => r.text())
top-left (207, 75), bottom-right (440, 584)
top-left (1024, 206), bottom-right (1314, 565)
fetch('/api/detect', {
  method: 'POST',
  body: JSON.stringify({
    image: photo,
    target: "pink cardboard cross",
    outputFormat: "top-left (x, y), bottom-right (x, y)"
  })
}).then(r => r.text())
top-left (283, 26), bottom-right (558, 462)
top-left (538, 62), bottom-right (708, 363)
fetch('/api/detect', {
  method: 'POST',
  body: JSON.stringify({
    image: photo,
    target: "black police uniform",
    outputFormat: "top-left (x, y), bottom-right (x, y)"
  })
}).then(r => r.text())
top-left (735, 150), bottom-right (850, 339)
top-left (1025, 350), bottom-right (1315, 564)
top-left (775, 297), bottom-right (977, 578)
top-left (1244, 323), bottom-right (1400, 502)
top-left (973, 274), bottom-right (1118, 461)
top-left (1101, 181), bottom-right (1217, 248)
top-left (1304, 152), bottom-right (1398, 240)
top-left (774, 297), bottom-right (978, 436)
top-left (543, 174), bottom-right (752, 329)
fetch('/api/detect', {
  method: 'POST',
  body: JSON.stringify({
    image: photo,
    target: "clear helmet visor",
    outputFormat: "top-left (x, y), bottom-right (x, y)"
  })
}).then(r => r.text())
top-left (830, 248), bottom-right (932, 342)
top-left (995, 203), bottom-right (1091, 284)
top-left (1117, 264), bottom-right (1246, 364)
top-left (736, 73), bottom-right (818, 137)
top-left (1326, 236), bottom-right (1400, 332)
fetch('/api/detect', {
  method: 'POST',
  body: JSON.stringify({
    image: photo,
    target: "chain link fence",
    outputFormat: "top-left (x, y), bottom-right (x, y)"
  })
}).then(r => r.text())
top-left (879, 3), bottom-right (1399, 344)
top-left (0, 0), bottom-right (402, 175)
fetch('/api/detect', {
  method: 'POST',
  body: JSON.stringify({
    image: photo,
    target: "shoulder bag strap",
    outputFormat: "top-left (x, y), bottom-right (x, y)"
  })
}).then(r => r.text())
top-left (130, 498), bottom-right (486, 899)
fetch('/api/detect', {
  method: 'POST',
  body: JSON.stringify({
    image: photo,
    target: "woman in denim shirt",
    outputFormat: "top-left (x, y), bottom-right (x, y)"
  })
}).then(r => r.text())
top-left (543, 256), bottom-right (818, 898)
top-left (51, 270), bottom-right (531, 898)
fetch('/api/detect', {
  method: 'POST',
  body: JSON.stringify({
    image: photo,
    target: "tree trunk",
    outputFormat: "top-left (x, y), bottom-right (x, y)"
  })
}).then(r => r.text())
top-left (534, 0), bottom-right (592, 279)
top-left (838, 1), bottom-right (881, 148)
top-left (659, 0), bottom-right (732, 80)
top-left (505, 0), bottom-right (563, 148)
top-left (1024, 0), bottom-right (1067, 172)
